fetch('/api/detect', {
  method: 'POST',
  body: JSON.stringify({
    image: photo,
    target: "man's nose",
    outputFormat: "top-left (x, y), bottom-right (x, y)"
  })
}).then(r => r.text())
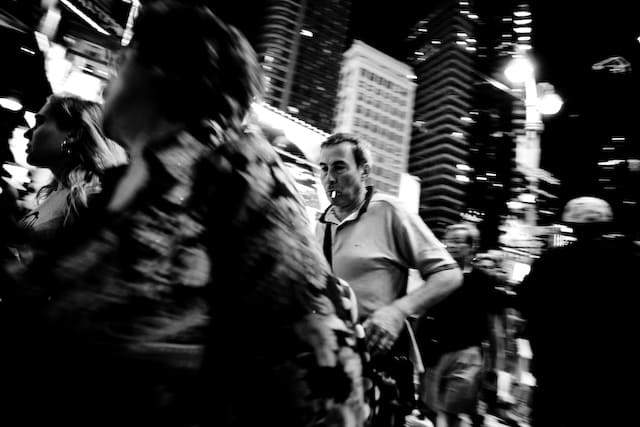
top-left (24, 127), bottom-right (32, 139)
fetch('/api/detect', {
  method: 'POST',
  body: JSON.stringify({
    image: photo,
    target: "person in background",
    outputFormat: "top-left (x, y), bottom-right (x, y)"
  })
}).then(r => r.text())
top-left (416, 223), bottom-right (505, 427)
top-left (0, 2), bottom-right (364, 426)
top-left (517, 197), bottom-right (636, 427)
top-left (473, 252), bottom-right (506, 280)
top-left (316, 132), bottom-right (462, 426)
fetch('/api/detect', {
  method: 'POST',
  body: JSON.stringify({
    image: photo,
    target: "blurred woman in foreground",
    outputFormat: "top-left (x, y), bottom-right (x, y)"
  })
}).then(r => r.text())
top-left (0, 2), bottom-right (364, 426)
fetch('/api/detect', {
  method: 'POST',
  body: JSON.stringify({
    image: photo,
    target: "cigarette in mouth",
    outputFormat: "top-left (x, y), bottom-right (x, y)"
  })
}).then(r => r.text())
top-left (331, 191), bottom-right (336, 199)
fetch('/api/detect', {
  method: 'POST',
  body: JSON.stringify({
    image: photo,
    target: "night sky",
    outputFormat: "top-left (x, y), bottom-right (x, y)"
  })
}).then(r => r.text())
top-left (530, 1), bottom-right (640, 201)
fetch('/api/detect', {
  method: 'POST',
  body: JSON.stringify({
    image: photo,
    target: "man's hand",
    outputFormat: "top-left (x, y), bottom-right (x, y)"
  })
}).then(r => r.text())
top-left (363, 304), bottom-right (407, 356)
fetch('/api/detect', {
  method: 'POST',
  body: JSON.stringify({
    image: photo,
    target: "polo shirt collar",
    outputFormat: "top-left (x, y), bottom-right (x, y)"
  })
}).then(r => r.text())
top-left (319, 186), bottom-right (375, 226)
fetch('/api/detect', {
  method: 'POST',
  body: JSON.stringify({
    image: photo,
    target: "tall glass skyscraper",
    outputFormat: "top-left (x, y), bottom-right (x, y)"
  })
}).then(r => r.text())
top-left (407, 0), bottom-right (526, 241)
top-left (256, 0), bottom-right (351, 132)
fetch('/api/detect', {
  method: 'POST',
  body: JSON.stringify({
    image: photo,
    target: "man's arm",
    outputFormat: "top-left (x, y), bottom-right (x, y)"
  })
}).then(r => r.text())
top-left (365, 267), bottom-right (461, 355)
top-left (392, 267), bottom-right (462, 317)
top-left (364, 201), bottom-right (463, 354)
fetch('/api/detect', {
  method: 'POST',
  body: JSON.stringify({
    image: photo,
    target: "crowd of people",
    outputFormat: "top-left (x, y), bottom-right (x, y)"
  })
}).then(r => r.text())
top-left (0, 2), bottom-right (637, 427)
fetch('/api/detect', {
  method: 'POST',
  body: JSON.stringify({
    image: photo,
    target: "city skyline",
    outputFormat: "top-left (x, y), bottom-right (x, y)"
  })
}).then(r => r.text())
top-left (2, 0), bottom-right (639, 233)
top-left (349, 0), bottom-right (640, 201)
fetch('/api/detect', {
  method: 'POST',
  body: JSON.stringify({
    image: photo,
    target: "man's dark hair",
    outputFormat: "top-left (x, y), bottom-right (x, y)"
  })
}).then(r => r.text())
top-left (130, 0), bottom-right (263, 127)
top-left (320, 133), bottom-right (372, 168)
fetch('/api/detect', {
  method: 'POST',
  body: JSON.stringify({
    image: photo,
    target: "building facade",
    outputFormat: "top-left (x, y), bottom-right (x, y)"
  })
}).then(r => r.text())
top-left (256, 0), bottom-right (351, 132)
top-left (333, 40), bottom-right (416, 195)
top-left (406, 0), bottom-right (527, 240)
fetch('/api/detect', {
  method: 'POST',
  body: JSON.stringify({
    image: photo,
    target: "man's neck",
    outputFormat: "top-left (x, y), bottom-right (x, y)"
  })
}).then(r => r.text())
top-left (333, 189), bottom-right (367, 222)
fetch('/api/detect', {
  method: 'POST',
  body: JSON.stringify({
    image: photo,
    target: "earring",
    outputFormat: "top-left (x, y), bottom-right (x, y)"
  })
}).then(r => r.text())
top-left (61, 139), bottom-right (73, 155)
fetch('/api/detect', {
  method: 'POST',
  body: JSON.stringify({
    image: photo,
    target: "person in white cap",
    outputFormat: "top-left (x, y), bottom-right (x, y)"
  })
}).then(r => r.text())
top-left (517, 196), bottom-right (637, 427)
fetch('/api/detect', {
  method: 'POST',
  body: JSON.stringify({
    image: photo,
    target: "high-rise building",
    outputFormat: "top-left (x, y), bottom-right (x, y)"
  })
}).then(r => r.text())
top-left (596, 135), bottom-right (640, 236)
top-left (256, 0), bottom-right (351, 132)
top-left (333, 40), bottom-right (416, 195)
top-left (406, 2), bottom-right (478, 236)
top-left (406, 0), bottom-right (527, 240)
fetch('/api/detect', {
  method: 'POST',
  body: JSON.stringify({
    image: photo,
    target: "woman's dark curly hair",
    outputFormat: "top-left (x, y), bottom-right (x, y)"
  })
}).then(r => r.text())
top-left (130, 0), bottom-right (263, 128)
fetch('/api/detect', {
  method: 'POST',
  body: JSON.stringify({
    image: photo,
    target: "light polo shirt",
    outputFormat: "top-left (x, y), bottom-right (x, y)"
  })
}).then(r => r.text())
top-left (317, 190), bottom-right (458, 319)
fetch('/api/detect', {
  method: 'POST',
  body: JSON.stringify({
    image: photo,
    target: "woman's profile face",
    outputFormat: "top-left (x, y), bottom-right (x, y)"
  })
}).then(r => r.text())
top-left (24, 101), bottom-right (67, 169)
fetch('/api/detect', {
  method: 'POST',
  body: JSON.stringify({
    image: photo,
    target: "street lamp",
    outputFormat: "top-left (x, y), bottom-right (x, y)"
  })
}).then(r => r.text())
top-left (504, 57), bottom-right (534, 84)
top-left (504, 56), bottom-right (542, 177)
top-left (504, 55), bottom-right (562, 226)
top-left (538, 92), bottom-right (563, 115)
top-left (0, 96), bottom-right (23, 112)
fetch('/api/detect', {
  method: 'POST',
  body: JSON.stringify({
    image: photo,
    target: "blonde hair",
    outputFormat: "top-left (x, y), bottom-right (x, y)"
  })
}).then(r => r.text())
top-left (37, 95), bottom-right (128, 225)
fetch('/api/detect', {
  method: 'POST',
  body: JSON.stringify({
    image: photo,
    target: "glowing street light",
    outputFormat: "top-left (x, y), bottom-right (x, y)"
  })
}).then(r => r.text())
top-left (504, 57), bottom-right (534, 83)
top-left (504, 56), bottom-right (562, 226)
top-left (0, 96), bottom-right (23, 111)
top-left (538, 92), bottom-right (563, 115)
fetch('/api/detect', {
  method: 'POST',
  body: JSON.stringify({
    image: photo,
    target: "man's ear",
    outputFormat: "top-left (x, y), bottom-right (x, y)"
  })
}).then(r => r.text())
top-left (361, 163), bottom-right (370, 181)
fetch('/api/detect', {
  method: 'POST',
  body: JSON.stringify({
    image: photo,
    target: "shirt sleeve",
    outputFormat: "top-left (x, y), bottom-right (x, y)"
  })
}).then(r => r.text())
top-left (389, 201), bottom-right (458, 279)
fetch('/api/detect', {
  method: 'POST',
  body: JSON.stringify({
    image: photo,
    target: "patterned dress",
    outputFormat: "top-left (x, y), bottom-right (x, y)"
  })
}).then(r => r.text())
top-left (1, 123), bottom-right (365, 427)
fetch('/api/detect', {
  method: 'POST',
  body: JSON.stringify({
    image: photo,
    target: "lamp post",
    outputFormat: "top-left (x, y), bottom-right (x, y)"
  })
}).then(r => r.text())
top-left (504, 55), bottom-right (562, 226)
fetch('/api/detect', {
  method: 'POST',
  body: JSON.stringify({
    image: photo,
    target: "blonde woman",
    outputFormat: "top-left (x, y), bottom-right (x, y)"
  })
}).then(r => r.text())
top-left (21, 94), bottom-right (127, 244)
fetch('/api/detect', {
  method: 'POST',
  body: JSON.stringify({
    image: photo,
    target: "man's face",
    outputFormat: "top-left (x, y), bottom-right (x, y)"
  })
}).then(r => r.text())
top-left (444, 229), bottom-right (473, 264)
top-left (319, 142), bottom-right (367, 209)
top-left (475, 259), bottom-right (497, 275)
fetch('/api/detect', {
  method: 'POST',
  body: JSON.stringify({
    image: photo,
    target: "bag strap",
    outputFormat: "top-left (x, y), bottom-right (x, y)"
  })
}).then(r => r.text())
top-left (320, 186), bottom-right (375, 269)
top-left (323, 223), bottom-right (333, 268)
top-left (404, 319), bottom-right (425, 374)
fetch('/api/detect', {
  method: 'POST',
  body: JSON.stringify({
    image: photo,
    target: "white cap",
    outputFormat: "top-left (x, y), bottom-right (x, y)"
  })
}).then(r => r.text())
top-left (562, 197), bottom-right (613, 224)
